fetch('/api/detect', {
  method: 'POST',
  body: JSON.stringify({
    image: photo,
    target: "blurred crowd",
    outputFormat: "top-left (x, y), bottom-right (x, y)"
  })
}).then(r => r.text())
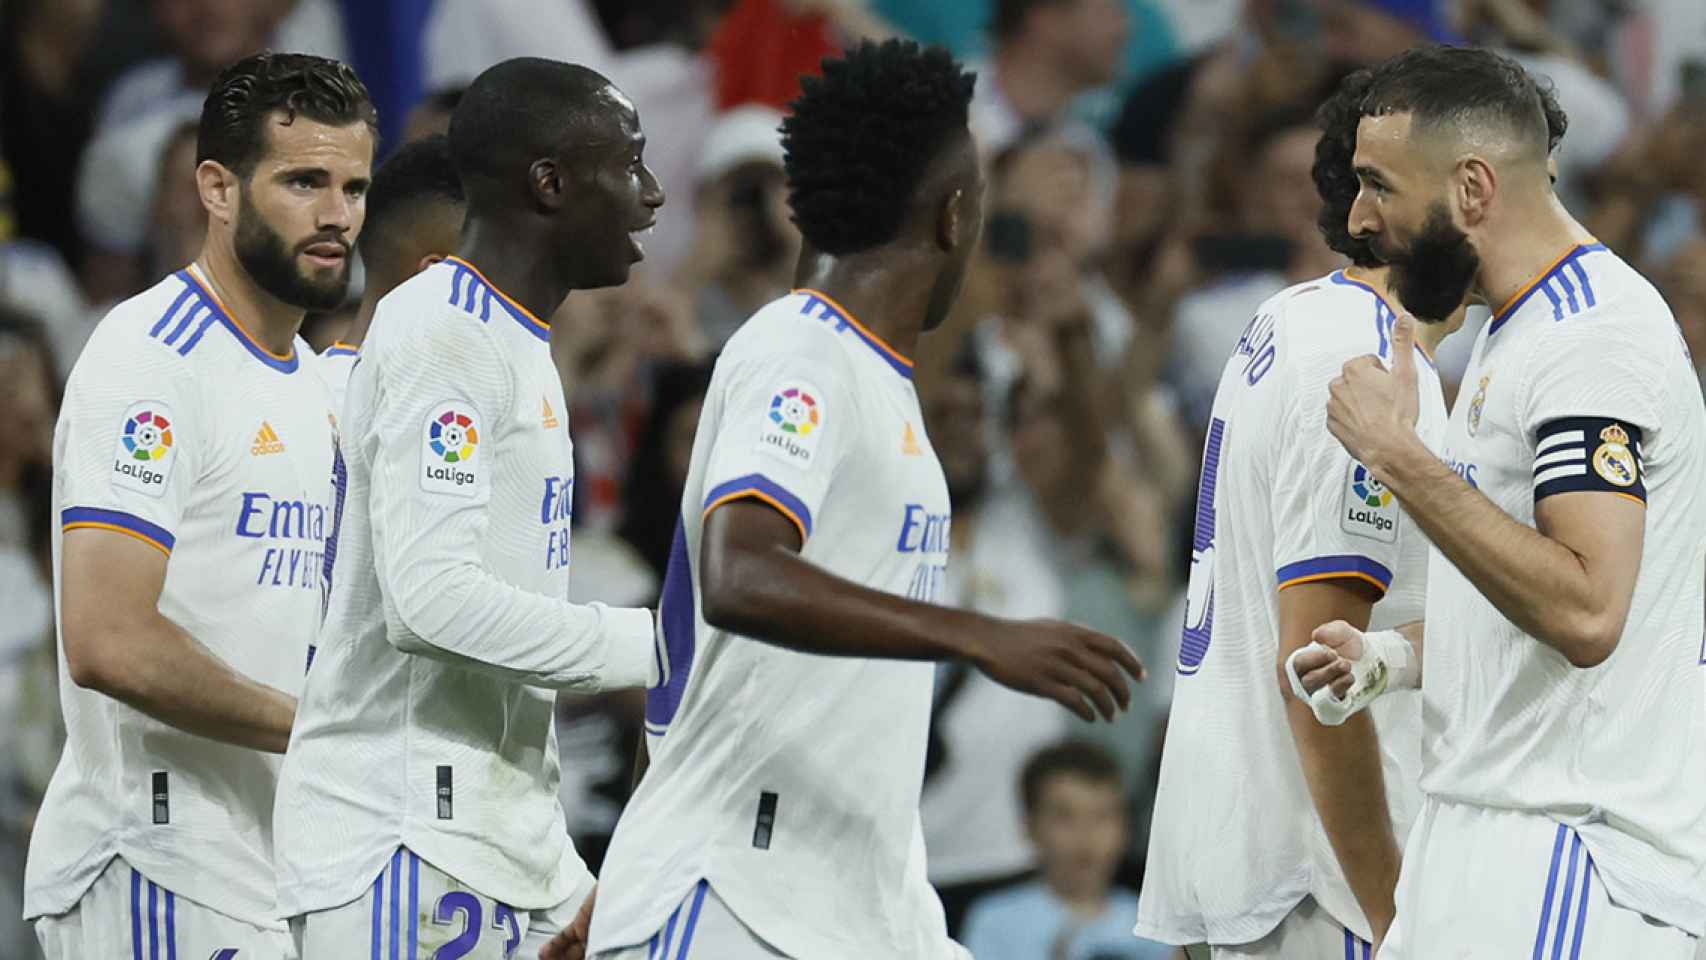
top-left (3, 0), bottom-right (1706, 957)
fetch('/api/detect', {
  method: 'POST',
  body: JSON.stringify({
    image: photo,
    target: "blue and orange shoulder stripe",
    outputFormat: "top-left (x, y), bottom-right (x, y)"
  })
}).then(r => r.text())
top-left (443, 256), bottom-right (551, 343)
top-left (61, 507), bottom-right (175, 557)
top-left (147, 264), bottom-right (299, 373)
top-left (1488, 242), bottom-right (1608, 335)
top-left (1330, 268), bottom-right (1437, 370)
top-left (702, 473), bottom-right (814, 544)
top-left (1276, 555), bottom-right (1392, 596)
top-left (792, 289), bottom-right (913, 380)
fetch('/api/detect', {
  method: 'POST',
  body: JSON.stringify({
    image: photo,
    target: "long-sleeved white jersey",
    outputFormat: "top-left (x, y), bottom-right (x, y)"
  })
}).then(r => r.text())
top-left (26, 264), bottom-right (336, 929)
top-left (274, 256), bottom-right (660, 918)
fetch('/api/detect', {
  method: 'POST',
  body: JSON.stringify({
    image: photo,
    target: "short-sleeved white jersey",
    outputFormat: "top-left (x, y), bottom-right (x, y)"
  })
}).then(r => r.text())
top-left (1422, 243), bottom-right (1706, 933)
top-left (588, 291), bottom-right (960, 960)
top-left (25, 264), bottom-right (336, 928)
top-left (1137, 271), bottom-right (1448, 946)
top-left (273, 256), bottom-right (659, 918)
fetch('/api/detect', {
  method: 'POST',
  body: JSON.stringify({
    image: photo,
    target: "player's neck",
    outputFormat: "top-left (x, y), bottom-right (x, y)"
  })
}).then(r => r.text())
top-left (795, 255), bottom-right (927, 364)
top-left (456, 221), bottom-right (572, 324)
top-left (193, 245), bottom-right (303, 356)
top-left (1473, 195), bottom-right (1597, 318)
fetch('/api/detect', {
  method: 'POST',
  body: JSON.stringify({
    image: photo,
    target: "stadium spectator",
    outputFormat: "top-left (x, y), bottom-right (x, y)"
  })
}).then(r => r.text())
top-left (675, 105), bottom-right (800, 347)
top-left (0, 160), bottom-right (88, 379)
top-left (0, 307), bottom-right (63, 960)
top-left (920, 349), bottom-right (1073, 933)
top-left (972, 0), bottom-right (1131, 153)
top-left (1655, 237), bottom-right (1706, 391)
top-left (74, 0), bottom-right (346, 304)
top-left (142, 121), bottom-right (205, 291)
top-left (961, 740), bottom-right (1172, 959)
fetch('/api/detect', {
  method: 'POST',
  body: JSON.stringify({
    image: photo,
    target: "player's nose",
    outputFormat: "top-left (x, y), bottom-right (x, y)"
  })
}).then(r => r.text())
top-left (639, 162), bottom-right (665, 213)
top-left (1347, 189), bottom-right (1380, 240)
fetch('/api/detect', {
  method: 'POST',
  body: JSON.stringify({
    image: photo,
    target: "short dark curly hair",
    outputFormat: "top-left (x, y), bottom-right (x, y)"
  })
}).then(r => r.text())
top-left (1359, 46), bottom-right (1551, 160)
top-left (1314, 60), bottom-right (1569, 267)
top-left (782, 39), bottom-right (977, 256)
top-left (198, 52), bottom-right (378, 179)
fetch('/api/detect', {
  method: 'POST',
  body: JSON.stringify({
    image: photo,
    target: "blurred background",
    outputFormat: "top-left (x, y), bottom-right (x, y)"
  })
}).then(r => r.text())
top-left (2, 0), bottom-right (1705, 957)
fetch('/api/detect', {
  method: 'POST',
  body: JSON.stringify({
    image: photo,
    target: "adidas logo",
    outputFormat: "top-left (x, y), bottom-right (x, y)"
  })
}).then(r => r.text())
top-left (902, 421), bottom-right (922, 456)
top-left (251, 421), bottom-right (286, 456)
top-left (542, 397), bottom-right (560, 430)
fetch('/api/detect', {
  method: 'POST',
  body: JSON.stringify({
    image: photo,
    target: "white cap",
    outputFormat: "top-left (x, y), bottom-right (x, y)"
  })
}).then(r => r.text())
top-left (696, 104), bottom-right (786, 183)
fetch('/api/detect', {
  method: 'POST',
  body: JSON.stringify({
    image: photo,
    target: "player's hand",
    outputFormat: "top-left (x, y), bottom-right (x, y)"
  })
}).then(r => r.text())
top-left (968, 619), bottom-right (1146, 721)
top-left (1326, 313), bottom-right (1420, 476)
top-left (1292, 620), bottom-right (1364, 699)
top-left (538, 884), bottom-right (596, 960)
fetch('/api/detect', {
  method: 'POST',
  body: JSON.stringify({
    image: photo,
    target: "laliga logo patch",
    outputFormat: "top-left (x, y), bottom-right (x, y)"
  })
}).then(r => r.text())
top-left (421, 401), bottom-right (483, 497)
top-left (1592, 423), bottom-right (1638, 487)
top-left (112, 401), bottom-right (176, 497)
top-left (757, 380), bottom-right (825, 467)
top-left (1342, 461), bottom-right (1399, 543)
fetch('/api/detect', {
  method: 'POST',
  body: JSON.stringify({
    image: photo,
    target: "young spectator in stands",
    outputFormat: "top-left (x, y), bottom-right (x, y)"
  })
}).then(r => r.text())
top-left (143, 122), bottom-right (206, 290)
top-left (962, 740), bottom-right (1172, 960)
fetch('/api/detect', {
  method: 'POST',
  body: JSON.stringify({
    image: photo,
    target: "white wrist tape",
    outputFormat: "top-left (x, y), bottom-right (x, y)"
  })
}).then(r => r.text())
top-left (1284, 629), bottom-right (1417, 726)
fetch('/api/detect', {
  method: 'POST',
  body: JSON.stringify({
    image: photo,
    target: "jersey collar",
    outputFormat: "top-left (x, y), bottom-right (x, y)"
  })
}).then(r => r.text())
top-left (792, 289), bottom-right (914, 380)
top-left (1487, 242), bottom-right (1607, 337)
top-left (443, 256), bottom-right (552, 342)
top-left (182, 263), bottom-right (300, 373)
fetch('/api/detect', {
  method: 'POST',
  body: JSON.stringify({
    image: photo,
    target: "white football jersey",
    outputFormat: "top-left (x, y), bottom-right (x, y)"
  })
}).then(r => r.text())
top-left (273, 256), bottom-right (659, 918)
top-left (1137, 271), bottom-right (1447, 945)
top-left (26, 263), bottom-right (336, 928)
top-left (588, 291), bottom-right (961, 960)
top-left (1422, 243), bottom-right (1706, 933)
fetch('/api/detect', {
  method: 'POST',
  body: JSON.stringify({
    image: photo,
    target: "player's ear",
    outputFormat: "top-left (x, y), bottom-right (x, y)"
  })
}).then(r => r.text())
top-left (1458, 156), bottom-right (1495, 226)
top-left (937, 188), bottom-right (964, 253)
top-left (197, 160), bottom-right (240, 226)
top-left (528, 157), bottom-right (565, 212)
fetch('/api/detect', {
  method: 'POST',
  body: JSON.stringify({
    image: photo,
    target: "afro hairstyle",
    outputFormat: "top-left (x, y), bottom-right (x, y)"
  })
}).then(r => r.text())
top-left (781, 39), bottom-right (977, 256)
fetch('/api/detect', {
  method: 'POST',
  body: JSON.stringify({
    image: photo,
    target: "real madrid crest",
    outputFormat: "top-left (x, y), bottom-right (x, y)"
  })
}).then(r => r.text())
top-left (1592, 423), bottom-right (1638, 487)
top-left (1467, 374), bottom-right (1490, 436)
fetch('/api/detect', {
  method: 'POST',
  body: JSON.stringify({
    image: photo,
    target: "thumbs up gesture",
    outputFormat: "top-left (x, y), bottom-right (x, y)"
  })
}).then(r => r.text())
top-left (1327, 313), bottom-right (1422, 478)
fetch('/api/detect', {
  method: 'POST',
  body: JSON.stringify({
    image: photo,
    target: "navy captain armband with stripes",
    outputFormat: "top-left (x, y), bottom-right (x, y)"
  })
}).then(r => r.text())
top-left (1534, 416), bottom-right (1645, 503)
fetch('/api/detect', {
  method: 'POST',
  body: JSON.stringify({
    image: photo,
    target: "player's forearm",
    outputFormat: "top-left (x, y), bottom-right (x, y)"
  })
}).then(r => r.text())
top-left (388, 559), bottom-right (657, 691)
top-left (700, 541), bottom-right (984, 662)
top-left (1379, 436), bottom-right (1614, 666)
top-left (72, 616), bottom-right (296, 753)
top-left (1284, 698), bottom-right (1400, 937)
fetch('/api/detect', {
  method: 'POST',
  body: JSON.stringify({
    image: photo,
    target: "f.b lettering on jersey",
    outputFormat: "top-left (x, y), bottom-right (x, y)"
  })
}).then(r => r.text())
top-left (421, 401), bottom-right (485, 498)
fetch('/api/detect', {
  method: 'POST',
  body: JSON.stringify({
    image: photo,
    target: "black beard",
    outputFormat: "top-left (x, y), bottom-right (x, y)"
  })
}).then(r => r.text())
top-left (234, 190), bottom-right (351, 311)
top-left (1388, 203), bottom-right (1479, 323)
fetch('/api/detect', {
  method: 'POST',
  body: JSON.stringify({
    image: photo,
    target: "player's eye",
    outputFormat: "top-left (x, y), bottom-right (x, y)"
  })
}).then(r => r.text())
top-left (345, 183), bottom-right (367, 200)
top-left (290, 176), bottom-right (315, 190)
